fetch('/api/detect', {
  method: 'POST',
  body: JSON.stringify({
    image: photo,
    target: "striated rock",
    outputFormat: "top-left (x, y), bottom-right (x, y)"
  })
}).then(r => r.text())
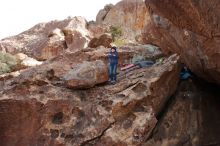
top-left (63, 60), bottom-right (108, 89)
top-left (143, 80), bottom-right (220, 146)
top-left (88, 33), bottom-right (112, 48)
top-left (0, 51), bottom-right (180, 146)
top-left (143, 0), bottom-right (220, 84)
top-left (99, 0), bottom-right (151, 41)
top-left (0, 16), bottom-right (91, 60)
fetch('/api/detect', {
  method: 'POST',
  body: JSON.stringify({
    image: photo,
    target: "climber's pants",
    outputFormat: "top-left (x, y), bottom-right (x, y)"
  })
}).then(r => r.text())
top-left (109, 63), bottom-right (117, 81)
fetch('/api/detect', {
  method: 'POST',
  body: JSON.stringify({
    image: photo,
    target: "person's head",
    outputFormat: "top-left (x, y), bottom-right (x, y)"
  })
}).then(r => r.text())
top-left (111, 46), bottom-right (117, 52)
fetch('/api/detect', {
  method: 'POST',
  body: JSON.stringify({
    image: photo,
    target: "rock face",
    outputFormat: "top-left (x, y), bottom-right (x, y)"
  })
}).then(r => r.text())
top-left (97, 0), bottom-right (151, 41)
top-left (143, 0), bottom-right (220, 84)
top-left (144, 80), bottom-right (220, 146)
top-left (96, 4), bottom-right (114, 24)
top-left (0, 16), bottom-right (91, 60)
top-left (0, 50), bottom-right (180, 146)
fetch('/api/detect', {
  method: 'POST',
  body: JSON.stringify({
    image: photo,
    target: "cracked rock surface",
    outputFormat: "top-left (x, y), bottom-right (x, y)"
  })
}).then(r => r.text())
top-left (0, 50), bottom-right (180, 146)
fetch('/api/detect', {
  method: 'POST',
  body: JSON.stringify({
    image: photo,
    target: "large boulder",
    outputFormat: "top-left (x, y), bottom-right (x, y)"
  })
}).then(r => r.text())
top-left (63, 17), bottom-right (91, 51)
top-left (0, 51), bottom-right (180, 146)
top-left (88, 33), bottom-right (112, 48)
top-left (143, 0), bottom-right (220, 84)
top-left (87, 21), bottom-right (108, 38)
top-left (98, 0), bottom-right (151, 42)
top-left (63, 60), bottom-right (108, 89)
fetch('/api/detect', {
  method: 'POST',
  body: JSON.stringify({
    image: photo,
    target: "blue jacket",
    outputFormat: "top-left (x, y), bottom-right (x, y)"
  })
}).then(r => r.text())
top-left (108, 51), bottom-right (119, 65)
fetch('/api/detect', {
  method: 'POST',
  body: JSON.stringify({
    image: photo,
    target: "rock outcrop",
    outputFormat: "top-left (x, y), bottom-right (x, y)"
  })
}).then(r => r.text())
top-left (0, 16), bottom-right (91, 60)
top-left (97, 0), bottom-right (151, 42)
top-left (0, 49), bottom-right (180, 146)
top-left (143, 0), bottom-right (220, 84)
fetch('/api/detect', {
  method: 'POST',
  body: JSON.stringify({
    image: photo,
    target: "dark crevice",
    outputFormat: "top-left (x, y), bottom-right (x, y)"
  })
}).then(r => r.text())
top-left (80, 122), bottom-right (115, 146)
top-left (147, 79), bottom-right (182, 141)
top-left (52, 112), bottom-right (64, 124)
top-left (146, 73), bottom-right (220, 144)
top-left (147, 66), bottom-right (197, 141)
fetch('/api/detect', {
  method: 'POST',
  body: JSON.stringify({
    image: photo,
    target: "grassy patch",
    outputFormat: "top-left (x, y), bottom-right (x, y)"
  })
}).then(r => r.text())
top-left (113, 39), bottom-right (127, 47)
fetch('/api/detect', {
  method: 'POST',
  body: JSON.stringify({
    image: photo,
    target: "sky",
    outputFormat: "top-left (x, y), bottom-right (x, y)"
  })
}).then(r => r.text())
top-left (0, 0), bottom-right (121, 39)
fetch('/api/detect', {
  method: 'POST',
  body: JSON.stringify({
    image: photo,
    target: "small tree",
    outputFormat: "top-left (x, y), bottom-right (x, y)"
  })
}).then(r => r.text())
top-left (109, 26), bottom-right (123, 41)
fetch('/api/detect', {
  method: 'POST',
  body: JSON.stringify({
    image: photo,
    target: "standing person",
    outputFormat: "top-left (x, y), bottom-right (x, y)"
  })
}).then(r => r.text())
top-left (108, 46), bottom-right (119, 84)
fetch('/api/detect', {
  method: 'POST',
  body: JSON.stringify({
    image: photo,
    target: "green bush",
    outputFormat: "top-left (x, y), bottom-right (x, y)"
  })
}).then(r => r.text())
top-left (109, 26), bottom-right (123, 41)
top-left (0, 62), bottom-right (11, 74)
top-left (0, 52), bottom-right (17, 75)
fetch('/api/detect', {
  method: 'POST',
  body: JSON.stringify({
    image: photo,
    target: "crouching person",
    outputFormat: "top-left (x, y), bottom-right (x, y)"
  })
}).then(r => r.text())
top-left (108, 46), bottom-right (119, 84)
